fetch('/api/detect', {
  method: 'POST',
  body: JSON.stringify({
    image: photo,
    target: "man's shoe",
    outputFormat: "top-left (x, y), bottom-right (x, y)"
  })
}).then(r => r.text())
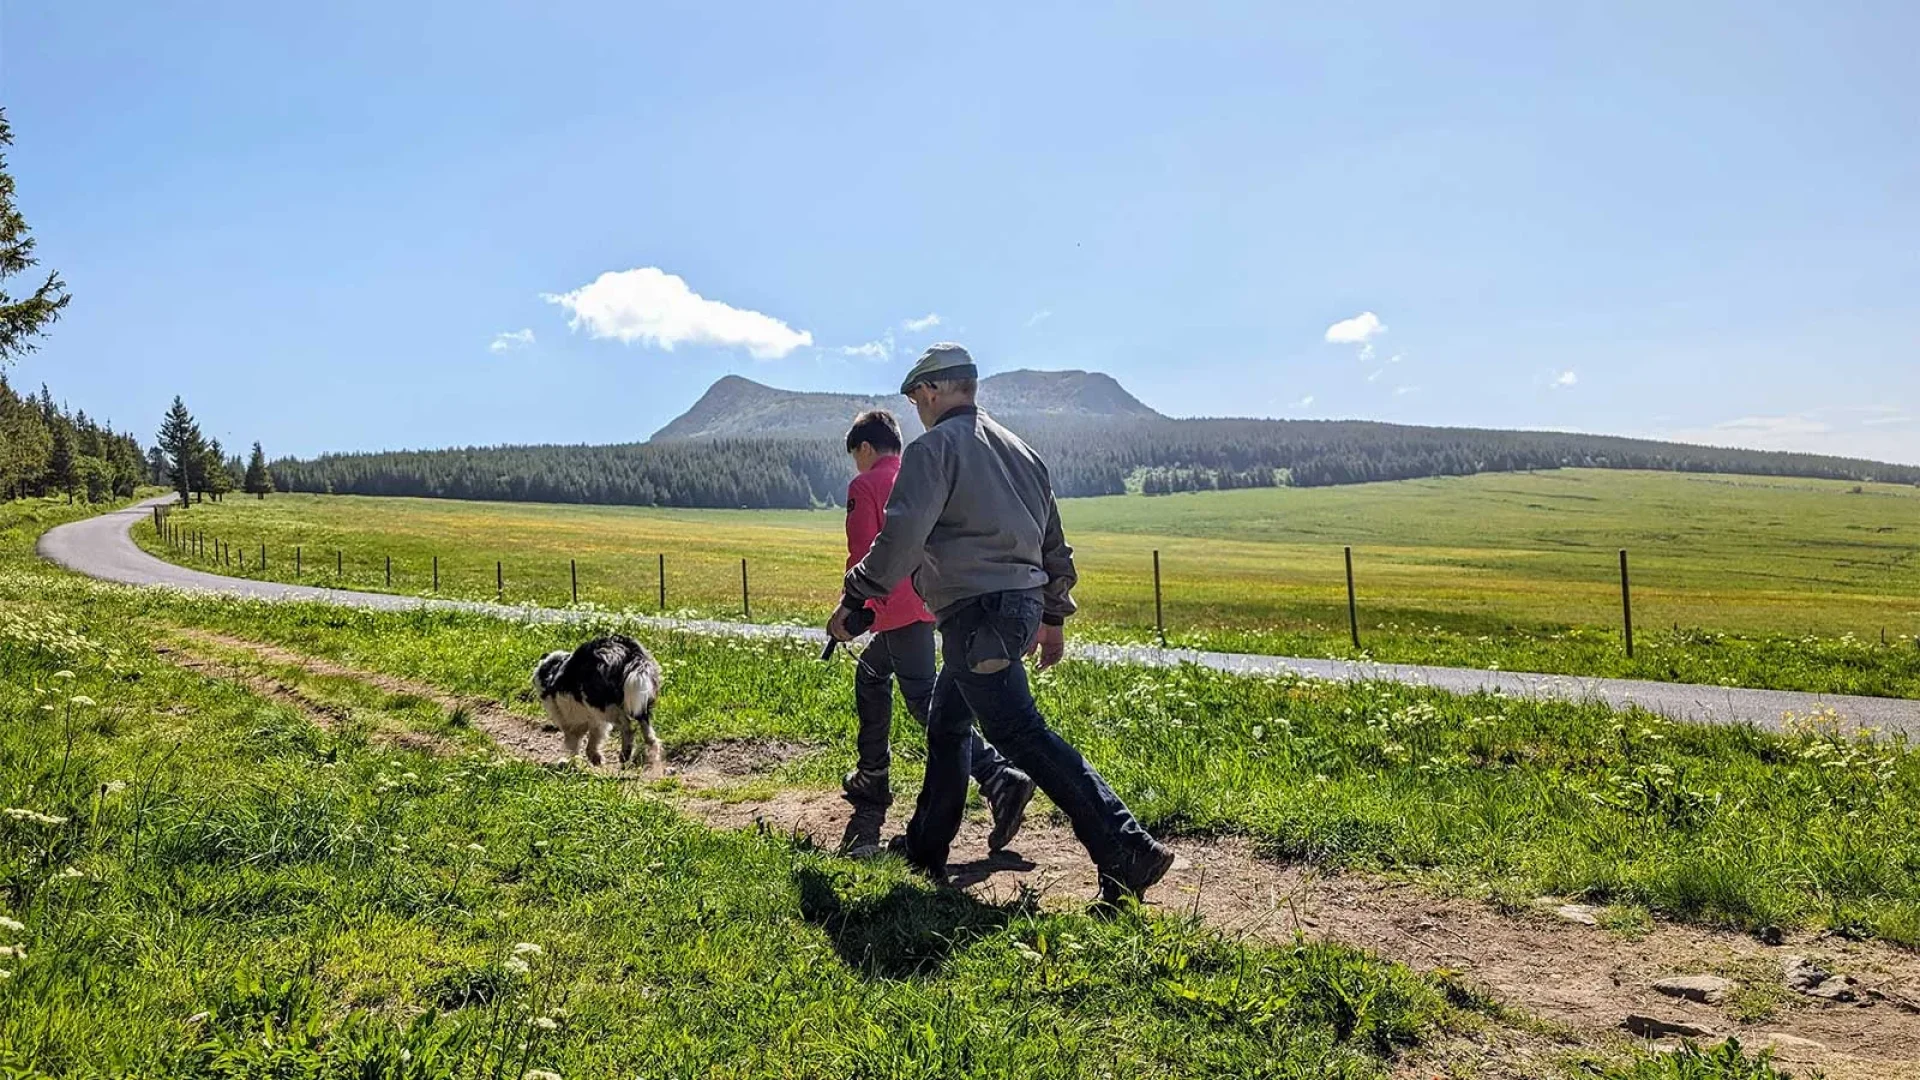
top-left (885, 834), bottom-right (947, 883)
top-left (983, 769), bottom-right (1035, 853)
top-left (1097, 840), bottom-right (1176, 907)
top-left (841, 767), bottom-right (892, 808)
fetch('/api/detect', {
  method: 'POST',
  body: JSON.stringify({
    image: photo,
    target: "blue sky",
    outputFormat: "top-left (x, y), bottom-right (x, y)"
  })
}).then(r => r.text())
top-left (5, 2), bottom-right (1916, 463)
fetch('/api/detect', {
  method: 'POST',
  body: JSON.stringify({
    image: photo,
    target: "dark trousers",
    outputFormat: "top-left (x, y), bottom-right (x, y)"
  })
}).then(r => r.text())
top-left (854, 622), bottom-right (1014, 789)
top-left (904, 589), bottom-right (1157, 872)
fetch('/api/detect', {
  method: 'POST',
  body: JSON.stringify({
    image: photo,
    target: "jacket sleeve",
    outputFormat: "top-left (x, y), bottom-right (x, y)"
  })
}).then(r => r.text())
top-left (844, 440), bottom-right (948, 605)
top-left (844, 477), bottom-right (884, 568)
top-left (1038, 481), bottom-right (1078, 624)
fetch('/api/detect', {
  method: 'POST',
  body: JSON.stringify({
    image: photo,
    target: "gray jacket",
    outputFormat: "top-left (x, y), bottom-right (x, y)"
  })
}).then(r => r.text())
top-left (844, 405), bottom-right (1077, 624)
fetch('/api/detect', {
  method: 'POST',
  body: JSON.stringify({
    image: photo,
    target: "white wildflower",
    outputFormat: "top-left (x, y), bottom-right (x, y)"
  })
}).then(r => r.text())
top-left (0, 916), bottom-right (22, 934)
top-left (504, 957), bottom-right (531, 976)
top-left (524, 1070), bottom-right (562, 1080)
top-left (56, 866), bottom-right (84, 879)
top-left (0, 944), bottom-right (25, 959)
top-left (52, 670), bottom-right (75, 680)
top-left (465, 842), bottom-right (486, 854)
top-left (512, 942), bottom-right (543, 957)
top-left (533, 1016), bottom-right (558, 1031)
top-left (101, 781), bottom-right (128, 796)
top-left (69, 696), bottom-right (95, 707)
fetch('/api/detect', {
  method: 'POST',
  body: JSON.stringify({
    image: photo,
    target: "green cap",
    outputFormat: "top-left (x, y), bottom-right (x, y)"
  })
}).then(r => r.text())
top-left (899, 343), bottom-right (978, 394)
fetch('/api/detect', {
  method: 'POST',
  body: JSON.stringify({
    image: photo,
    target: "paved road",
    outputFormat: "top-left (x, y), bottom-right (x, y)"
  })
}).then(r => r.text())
top-left (41, 497), bottom-right (1920, 736)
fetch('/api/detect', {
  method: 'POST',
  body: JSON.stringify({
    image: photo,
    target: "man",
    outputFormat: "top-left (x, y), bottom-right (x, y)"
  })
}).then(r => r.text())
top-left (838, 409), bottom-right (1035, 853)
top-left (829, 344), bottom-right (1175, 905)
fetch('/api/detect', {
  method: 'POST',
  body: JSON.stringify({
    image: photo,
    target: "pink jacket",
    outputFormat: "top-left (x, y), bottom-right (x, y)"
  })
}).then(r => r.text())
top-left (845, 454), bottom-right (934, 632)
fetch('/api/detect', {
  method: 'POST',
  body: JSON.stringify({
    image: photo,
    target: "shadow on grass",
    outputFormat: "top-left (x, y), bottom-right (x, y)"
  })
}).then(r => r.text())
top-left (795, 865), bottom-right (1015, 980)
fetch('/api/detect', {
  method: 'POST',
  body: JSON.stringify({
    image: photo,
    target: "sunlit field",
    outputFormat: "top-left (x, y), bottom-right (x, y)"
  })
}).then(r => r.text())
top-left (139, 468), bottom-right (1920, 696)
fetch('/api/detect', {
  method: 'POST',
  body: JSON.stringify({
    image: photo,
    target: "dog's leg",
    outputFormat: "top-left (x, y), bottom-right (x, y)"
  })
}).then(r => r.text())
top-left (561, 728), bottom-right (583, 762)
top-left (639, 706), bottom-right (664, 776)
top-left (584, 721), bottom-right (606, 767)
top-left (618, 712), bottom-right (635, 767)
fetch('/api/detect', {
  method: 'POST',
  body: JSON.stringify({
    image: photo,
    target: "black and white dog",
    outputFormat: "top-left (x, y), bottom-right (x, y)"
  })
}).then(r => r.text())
top-left (532, 634), bottom-right (663, 771)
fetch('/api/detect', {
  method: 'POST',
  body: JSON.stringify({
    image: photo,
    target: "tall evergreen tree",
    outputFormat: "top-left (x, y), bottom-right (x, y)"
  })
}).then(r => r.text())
top-left (201, 437), bottom-right (234, 501)
top-left (0, 111), bottom-right (68, 366)
top-left (243, 441), bottom-right (274, 498)
top-left (156, 396), bottom-right (205, 505)
top-left (46, 422), bottom-right (75, 503)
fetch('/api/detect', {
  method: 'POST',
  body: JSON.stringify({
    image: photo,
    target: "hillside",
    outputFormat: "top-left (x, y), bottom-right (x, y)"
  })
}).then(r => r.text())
top-left (651, 369), bottom-right (1160, 441)
top-left (271, 369), bottom-right (1920, 509)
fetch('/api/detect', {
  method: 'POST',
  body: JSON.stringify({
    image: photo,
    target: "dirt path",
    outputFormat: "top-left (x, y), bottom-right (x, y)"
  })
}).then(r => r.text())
top-left (155, 627), bottom-right (1920, 1079)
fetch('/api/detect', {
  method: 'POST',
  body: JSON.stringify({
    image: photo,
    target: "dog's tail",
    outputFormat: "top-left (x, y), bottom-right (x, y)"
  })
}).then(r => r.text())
top-left (622, 662), bottom-right (660, 717)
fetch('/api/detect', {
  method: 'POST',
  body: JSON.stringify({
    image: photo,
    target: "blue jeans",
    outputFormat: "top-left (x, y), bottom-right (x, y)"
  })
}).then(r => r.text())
top-left (853, 621), bottom-right (1017, 790)
top-left (904, 589), bottom-right (1158, 872)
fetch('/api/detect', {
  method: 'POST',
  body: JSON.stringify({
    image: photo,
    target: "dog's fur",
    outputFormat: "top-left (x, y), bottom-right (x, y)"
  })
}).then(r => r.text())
top-left (532, 634), bottom-right (663, 771)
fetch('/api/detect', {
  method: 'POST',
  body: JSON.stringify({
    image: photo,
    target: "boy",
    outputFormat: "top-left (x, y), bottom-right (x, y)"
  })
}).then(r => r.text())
top-left (840, 409), bottom-right (1034, 852)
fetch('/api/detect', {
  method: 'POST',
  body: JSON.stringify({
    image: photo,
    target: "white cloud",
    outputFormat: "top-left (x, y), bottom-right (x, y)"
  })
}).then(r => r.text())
top-left (1553, 370), bottom-right (1578, 388)
top-left (1366, 369), bottom-right (1383, 383)
top-left (903, 313), bottom-right (942, 332)
top-left (544, 267), bottom-right (812, 360)
top-left (488, 328), bottom-right (535, 354)
top-left (1290, 395), bottom-right (1315, 409)
top-left (1394, 385), bottom-right (1418, 396)
top-left (839, 333), bottom-right (894, 362)
top-left (1027, 310), bottom-right (1052, 326)
top-left (1324, 311), bottom-right (1386, 345)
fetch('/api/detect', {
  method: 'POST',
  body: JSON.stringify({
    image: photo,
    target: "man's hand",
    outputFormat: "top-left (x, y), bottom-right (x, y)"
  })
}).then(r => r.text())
top-left (827, 607), bottom-right (855, 642)
top-left (1027, 622), bottom-right (1066, 670)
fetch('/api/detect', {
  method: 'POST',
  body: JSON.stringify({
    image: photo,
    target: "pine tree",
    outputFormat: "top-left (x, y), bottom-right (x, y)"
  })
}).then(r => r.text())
top-left (47, 423), bottom-right (75, 503)
top-left (243, 441), bottom-right (274, 498)
top-left (156, 396), bottom-right (205, 505)
top-left (0, 111), bottom-right (69, 366)
top-left (202, 437), bottom-right (234, 501)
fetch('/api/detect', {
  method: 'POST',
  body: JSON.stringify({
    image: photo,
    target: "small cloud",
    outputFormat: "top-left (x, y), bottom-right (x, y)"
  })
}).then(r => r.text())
top-left (1290, 395), bottom-right (1315, 409)
top-left (1712, 415), bottom-right (1831, 438)
top-left (1553, 370), bottom-right (1578, 388)
top-left (1027, 309), bottom-right (1052, 326)
top-left (1394, 385), bottom-right (1418, 396)
top-left (1366, 369), bottom-right (1383, 383)
top-left (489, 328), bottom-right (535, 354)
top-left (1386, 353), bottom-right (1403, 365)
top-left (544, 267), bottom-right (813, 360)
top-left (839, 338), bottom-right (893, 362)
top-left (1325, 311), bottom-right (1386, 345)
top-left (903, 313), bottom-right (942, 332)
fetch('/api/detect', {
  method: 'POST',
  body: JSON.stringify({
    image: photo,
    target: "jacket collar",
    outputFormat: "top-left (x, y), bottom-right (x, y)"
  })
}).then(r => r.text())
top-left (933, 404), bottom-right (978, 427)
top-left (868, 453), bottom-right (901, 478)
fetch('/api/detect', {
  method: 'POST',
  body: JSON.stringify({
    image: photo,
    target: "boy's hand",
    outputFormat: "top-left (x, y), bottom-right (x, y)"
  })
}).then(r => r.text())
top-left (1028, 623), bottom-right (1066, 670)
top-left (827, 607), bottom-right (855, 642)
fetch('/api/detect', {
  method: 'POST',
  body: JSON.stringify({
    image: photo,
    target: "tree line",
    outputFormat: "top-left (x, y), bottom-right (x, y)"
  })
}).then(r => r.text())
top-left (266, 413), bottom-right (1920, 510)
top-left (0, 375), bottom-right (147, 502)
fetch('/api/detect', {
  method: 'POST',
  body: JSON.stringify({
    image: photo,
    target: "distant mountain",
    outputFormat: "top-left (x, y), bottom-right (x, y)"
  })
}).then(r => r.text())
top-left (273, 368), bottom-right (1920, 509)
top-left (650, 369), bottom-right (1161, 441)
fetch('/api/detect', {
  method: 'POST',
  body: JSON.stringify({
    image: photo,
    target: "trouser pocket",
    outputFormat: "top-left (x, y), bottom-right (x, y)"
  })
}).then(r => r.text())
top-left (963, 592), bottom-right (1042, 675)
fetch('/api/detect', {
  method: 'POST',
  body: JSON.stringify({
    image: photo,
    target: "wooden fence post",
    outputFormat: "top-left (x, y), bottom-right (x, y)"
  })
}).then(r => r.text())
top-left (496, 560), bottom-right (503, 600)
top-left (296, 546), bottom-right (301, 576)
top-left (260, 543), bottom-right (266, 570)
top-left (432, 555), bottom-right (439, 592)
top-left (658, 553), bottom-right (666, 611)
top-left (1619, 549), bottom-right (1635, 658)
top-left (1345, 546), bottom-right (1360, 650)
top-left (336, 549), bottom-right (342, 577)
top-left (741, 558), bottom-right (750, 619)
top-left (386, 555), bottom-right (393, 588)
top-left (1152, 550), bottom-right (1166, 648)
top-left (571, 559), bottom-right (578, 605)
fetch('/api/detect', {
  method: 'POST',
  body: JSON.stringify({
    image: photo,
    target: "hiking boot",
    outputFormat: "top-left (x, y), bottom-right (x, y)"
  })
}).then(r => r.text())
top-left (982, 769), bottom-right (1035, 852)
top-left (886, 834), bottom-right (948, 884)
top-left (841, 767), bottom-right (892, 808)
top-left (1097, 840), bottom-right (1176, 908)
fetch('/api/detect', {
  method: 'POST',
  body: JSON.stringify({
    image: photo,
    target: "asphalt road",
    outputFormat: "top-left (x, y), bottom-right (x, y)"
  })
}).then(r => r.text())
top-left (41, 497), bottom-right (1920, 737)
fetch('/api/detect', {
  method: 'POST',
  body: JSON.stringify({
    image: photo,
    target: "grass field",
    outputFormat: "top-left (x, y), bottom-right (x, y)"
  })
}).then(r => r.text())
top-left (4, 494), bottom-right (1895, 1077)
top-left (137, 468), bottom-right (1920, 697)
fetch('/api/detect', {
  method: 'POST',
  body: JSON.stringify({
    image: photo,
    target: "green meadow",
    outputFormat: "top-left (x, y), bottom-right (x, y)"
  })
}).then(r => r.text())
top-left (3, 494), bottom-right (1898, 1077)
top-left (139, 468), bottom-right (1920, 696)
